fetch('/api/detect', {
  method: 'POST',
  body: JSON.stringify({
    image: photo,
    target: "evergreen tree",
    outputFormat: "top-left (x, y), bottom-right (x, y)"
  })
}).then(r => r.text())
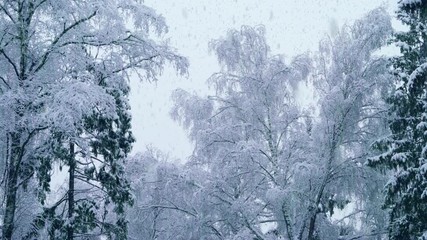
top-left (368, 0), bottom-right (427, 239)
top-left (25, 76), bottom-right (135, 239)
top-left (0, 0), bottom-right (188, 239)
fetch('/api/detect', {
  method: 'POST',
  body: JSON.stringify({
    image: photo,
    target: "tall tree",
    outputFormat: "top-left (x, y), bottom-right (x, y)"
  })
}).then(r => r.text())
top-left (368, 0), bottom-right (427, 239)
top-left (0, 0), bottom-right (187, 239)
top-left (171, 25), bottom-right (311, 239)
top-left (301, 7), bottom-right (392, 239)
top-left (169, 9), bottom-right (392, 240)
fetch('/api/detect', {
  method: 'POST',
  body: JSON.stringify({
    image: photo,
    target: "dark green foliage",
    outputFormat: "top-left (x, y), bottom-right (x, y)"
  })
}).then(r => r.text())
top-left (27, 80), bottom-right (135, 239)
top-left (85, 86), bottom-right (135, 213)
top-left (368, 1), bottom-right (427, 239)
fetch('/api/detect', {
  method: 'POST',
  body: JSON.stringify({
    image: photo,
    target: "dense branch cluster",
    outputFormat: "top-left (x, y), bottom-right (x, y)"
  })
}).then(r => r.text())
top-left (0, 0), bottom-right (187, 239)
top-left (1, 0), bottom-right (427, 240)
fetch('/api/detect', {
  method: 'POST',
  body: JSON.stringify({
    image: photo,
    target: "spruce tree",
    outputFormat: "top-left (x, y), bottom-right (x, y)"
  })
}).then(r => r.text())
top-left (368, 0), bottom-right (427, 238)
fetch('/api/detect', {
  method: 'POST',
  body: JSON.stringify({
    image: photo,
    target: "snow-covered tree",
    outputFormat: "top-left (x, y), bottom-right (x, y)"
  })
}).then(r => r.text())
top-left (126, 148), bottom-right (214, 240)
top-left (0, 0), bottom-right (187, 239)
top-left (24, 78), bottom-right (136, 239)
top-left (169, 8), bottom-right (392, 240)
top-left (368, 0), bottom-right (427, 239)
top-left (171, 25), bottom-right (311, 239)
top-left (300, 7), bottom-right (392, 239)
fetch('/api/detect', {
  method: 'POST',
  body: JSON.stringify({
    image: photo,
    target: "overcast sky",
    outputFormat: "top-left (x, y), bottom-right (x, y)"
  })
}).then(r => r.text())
top-left (129, 0), bottom-right (398, 161)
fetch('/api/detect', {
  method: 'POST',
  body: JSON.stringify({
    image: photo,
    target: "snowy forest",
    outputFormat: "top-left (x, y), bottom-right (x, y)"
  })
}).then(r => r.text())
top-left (0, 0), bottom-right (426, 239)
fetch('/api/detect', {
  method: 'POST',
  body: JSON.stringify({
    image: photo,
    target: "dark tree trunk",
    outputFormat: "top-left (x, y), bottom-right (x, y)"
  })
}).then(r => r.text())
top-left (2, 134), bottom-right (21, 240)
top-left (281, 201), bottom-right (294, 240)
top-left (2, 3), bottom-right (32, 238)
top-left (306, 129), bottom-right (339, 240)
top-left (67, 142), bottom-right (75, 240)
top-left (307, 212), bottom-right (317, 240)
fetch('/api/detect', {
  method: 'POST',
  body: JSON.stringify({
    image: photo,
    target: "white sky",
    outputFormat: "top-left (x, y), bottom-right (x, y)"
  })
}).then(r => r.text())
top-left (129, 0), bottom-right (399, 161)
